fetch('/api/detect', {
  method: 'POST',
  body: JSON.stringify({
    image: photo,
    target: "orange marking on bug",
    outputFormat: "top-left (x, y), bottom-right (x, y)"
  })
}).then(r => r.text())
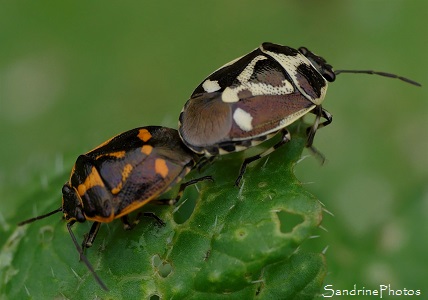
top-left (96, 151), bottom-right (126, 160)
top-left (155, 158), bottom-right (169, 178)
top-left (141, 145), bottom-right (153, 155)
top-left (116, 193), bottom-right (163, 218)
top-left (86, 213), bottom-right (115, 223)
top-left (77, 167), bottom-right (105, 196)
top-left (138, 129), bottom-right (152, 142)
top-left (112, 164), bottom-right (133, 194)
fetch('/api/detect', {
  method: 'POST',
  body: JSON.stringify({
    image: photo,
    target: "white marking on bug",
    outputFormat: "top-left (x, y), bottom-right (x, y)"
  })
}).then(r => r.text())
top-left (250, 140), bottom-right (264, 147)
top-left (261, 47), bottom-right (328, 104)
top-left (233, 108), bottom-right (253, 131)
top-left (322, 245), bottom-right (330, 254)
top-left (51, 266), bottom-right (55, 278)
top-left (229, 204), bottom-right (235, 210)
top-left (202, 79), bottom-right (221, 93)
top-left (221, 80), bottom-right (294, 103)
top-left (309, 235), bottom-right (320, 239)
top-left (234, 144), bottom-right (248, 152)
top-left (237, 55), bottom-right (267, 82)
top-left (221, 87), bottom-right (240, 103)
top-left (218, 148), bottom-right (231, 155)
top-left (221, 54), bottom-right (294, 104)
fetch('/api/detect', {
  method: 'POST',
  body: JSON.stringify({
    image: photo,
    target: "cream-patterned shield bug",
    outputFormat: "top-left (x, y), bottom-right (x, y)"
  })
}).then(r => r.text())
top-left (178, 42), bottom-right (420, 185)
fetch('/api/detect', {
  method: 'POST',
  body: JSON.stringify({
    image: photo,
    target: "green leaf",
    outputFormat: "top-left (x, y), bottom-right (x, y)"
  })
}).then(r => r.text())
top-left (1, 123), bottom-right (326, 299)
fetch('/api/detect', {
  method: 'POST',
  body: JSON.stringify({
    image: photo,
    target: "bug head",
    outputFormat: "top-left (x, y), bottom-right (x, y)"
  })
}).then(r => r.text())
top-left (17, 183), bottom-right (86, 226)
top-left (61, 183), bottom-right (86, 223)
top-left (298, 47), bottom-right (421, 87)
top-left (18, 183), bottom-right (108, 291)
top-left (298, 47), bottom-right (336, 83)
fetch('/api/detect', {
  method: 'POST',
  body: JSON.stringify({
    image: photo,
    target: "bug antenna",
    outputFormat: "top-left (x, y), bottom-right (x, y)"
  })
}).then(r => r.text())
top-left (18, 207), bottom-right (63, 226)
top-left (66, 221), bottom-right (109, 291)
top-left (334, 69), bottom-right (421, 87)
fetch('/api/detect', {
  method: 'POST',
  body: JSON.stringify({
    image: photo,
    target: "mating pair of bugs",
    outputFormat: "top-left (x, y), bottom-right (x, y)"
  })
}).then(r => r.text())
top-left (19, 42), bottom-right (420, 290)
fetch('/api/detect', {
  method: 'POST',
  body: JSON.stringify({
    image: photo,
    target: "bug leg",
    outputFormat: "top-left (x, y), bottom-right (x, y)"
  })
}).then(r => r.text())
top-left (82, 222), bottom-right (101, 250)
top-left (67, 221), bottom-right (108, 291)
top-left (154, 175), bottom-right (214, 206)
top-left (173, 176), bottom-right (214, 205)
top-left (167, 175), bottom-right (213, 205)
top-left (121, 215), bottom-right (133, 229)
top-left (306, 106), bottom-right (332, 147)
top-left (121, 212), bottom-right (166, 230)
top-left (235, 129), bottom-right (291, 187)
top-left (306, 106), bottom-right (332, 164)
top-left (195, 156), bottom-right (216, 172)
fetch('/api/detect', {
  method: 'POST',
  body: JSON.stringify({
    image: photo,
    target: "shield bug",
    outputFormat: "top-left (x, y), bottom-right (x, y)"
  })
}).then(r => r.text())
top-left (178, 42), bottom-right (421, 185)
top-left (18, 126), bottom-right (211, 290)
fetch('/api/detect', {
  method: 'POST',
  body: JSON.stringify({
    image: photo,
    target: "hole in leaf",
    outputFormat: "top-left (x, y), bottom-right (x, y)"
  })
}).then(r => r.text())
top-left (203, 249), bottom-right (211, 261)
top-left (276, 210), bottom-right (304, 233)
top-left (152, 254), bottom-right (173, 278)
top-left (149, 295), bottom-right (160, 300)
top-left (172, 188), bottom-right (197, 224)
top-left (255, 281), bottom-right (264, 295)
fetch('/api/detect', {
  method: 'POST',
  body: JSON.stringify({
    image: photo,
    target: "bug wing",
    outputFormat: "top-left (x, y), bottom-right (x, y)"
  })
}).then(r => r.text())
top-left (86, 127), bottom-right (195, 217)
top-left (181, 46), bottom-right (316, 147)
top-left (228, 93), bottom-right (315, 140)
top-left (180, 92), bottom-right (233, 148)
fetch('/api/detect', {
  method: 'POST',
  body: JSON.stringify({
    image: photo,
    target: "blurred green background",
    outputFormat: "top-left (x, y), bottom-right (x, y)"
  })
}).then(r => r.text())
top-left (1, 0), bottom-right (427, 298)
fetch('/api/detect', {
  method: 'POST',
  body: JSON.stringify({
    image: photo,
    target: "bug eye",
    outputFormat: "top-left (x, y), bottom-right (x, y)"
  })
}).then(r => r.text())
top-left (62, 183), bottom-right (86, 222)
top-left (299, 47), bottom-right (336, 82)
top-left (62, 184), bottom-right (72, 195)
top-left (322, 65), bottom-right (336, 82)
top-left (75, 208), bottom-right (86, 222)
top-left (298, 47), bottom-right (309, 55)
